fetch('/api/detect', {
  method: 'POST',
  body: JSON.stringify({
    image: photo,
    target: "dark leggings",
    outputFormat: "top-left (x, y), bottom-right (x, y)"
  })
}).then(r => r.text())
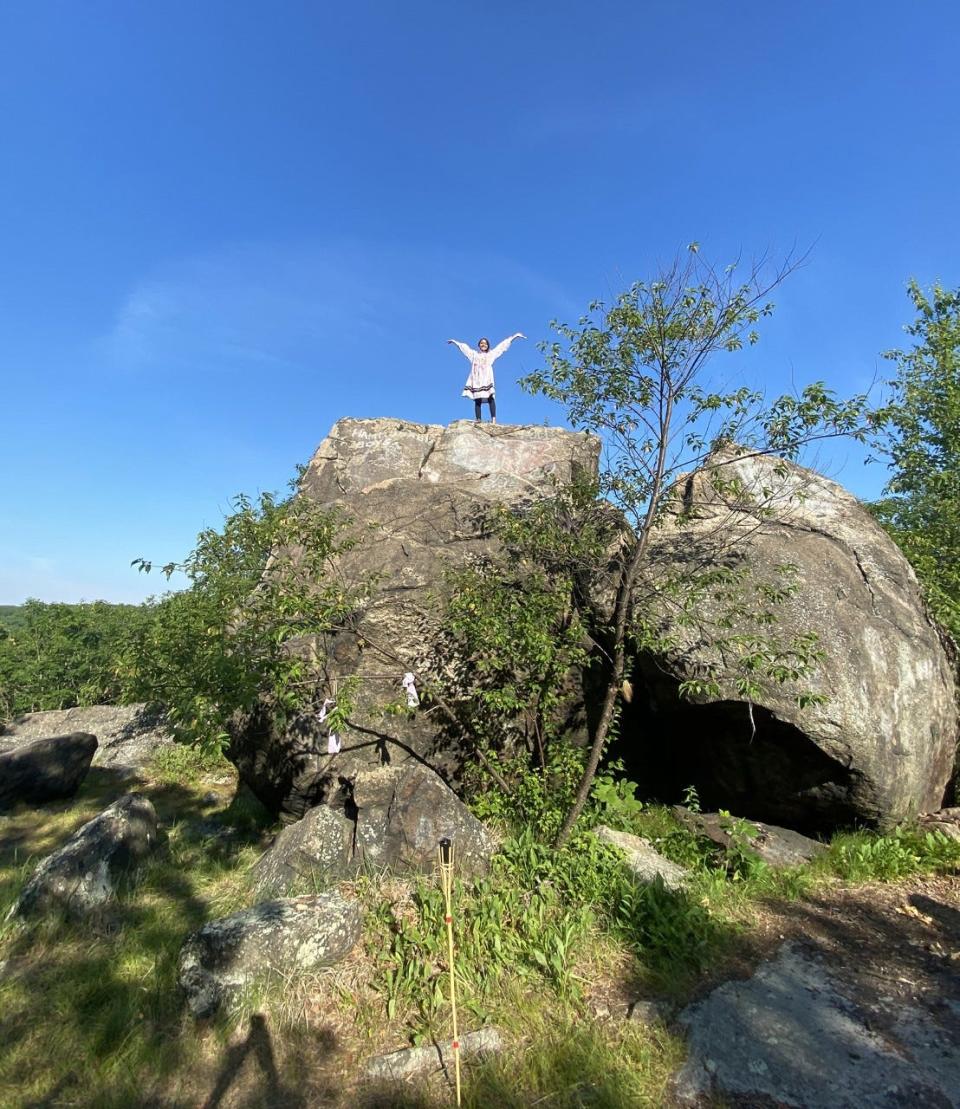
top-left (474, 395), bottom-right (496, 419)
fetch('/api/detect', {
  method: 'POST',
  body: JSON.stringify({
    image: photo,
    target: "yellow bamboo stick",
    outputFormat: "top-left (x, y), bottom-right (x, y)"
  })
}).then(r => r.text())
top-left (438, 838), bottom-right (461, 1106)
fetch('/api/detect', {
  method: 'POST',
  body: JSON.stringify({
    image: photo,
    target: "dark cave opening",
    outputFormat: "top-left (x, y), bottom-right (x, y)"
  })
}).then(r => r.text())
top-left (613, 659), bottom-right (866, 833)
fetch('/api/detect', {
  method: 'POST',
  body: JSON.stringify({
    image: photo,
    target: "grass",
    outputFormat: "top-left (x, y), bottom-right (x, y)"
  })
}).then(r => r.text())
top-left (2, 756), bottom-right (959, 1108)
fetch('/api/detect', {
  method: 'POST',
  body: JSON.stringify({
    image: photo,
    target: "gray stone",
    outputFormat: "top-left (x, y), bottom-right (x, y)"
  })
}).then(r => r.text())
top-left (636, 445), bottom-right (958, 829)
top-left (594, 825), bottom-right (689, 889)
top-left (250, 764), bottom-right (497, 890)
top-left (672, 808), bottom-right (828, 868)
top-left (178, 891), bottom-right (361, 1018)
top-left (228, 417), bottom-right (599, 821)
top-left (10, 794), bottom-right (158, 919)
top-left (0, 731), bottom-right (97, 810)
top-left (364, 1026), bottom-right (504, 1083)
top-left (250, 804), bottom-right (353, 895)
top-left (628, 998), bottom-right (677, 1024)
top-left (351, 764), bottom-right (496, 876)
top-left (0, 703), bottom-right (175, 779)
top-left (674, 941), bottom-right (960, 1108)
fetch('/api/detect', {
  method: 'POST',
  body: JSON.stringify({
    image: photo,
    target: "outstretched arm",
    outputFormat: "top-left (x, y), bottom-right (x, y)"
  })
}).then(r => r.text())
top-left (447, 339), bottom-right (475, 361)
top-left (489, 332), bottom-right (526, 360)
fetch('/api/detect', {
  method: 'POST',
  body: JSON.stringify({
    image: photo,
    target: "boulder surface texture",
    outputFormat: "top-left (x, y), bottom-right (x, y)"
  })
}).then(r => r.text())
top-left (178, 891), bottom-right (362, 1018)
top-left (11, 793), bottom-right (158, 919)
top-left (0, 732), bottom-right (97, 810)
top-left (251, 764), bottom-right (496, 895)
top-left (229, 417), bottom-right (599, 821)
top-left (0, 704), bottom-right (174, 778)
top-left (634, 446), bottom-right (958, 829)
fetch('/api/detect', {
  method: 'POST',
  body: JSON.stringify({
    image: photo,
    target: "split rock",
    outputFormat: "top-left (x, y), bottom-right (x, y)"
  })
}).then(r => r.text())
top-left (178, 891), bottom-right (361, 1018)
top-left (228, 417), bottom-right (600, 821)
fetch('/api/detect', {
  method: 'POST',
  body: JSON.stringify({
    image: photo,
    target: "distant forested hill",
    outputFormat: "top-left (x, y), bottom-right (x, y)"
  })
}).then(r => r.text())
top-left (0, 605), bottom-right (26, 632)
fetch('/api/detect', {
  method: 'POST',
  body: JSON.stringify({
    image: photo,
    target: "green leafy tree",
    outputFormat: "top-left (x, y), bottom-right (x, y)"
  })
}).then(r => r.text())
top-left (121, 487), bottom-right (366, 751)
top-left (518, 247), bottom-right (872, 844)
top-left (872, 281), bottom-right (960, 641)
top-left (0, 600), bottom-right (151, 719)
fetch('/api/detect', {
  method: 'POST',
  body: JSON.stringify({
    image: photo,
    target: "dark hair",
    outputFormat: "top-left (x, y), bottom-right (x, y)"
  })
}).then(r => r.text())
top-left (478, 337), bottom-right (491, 348)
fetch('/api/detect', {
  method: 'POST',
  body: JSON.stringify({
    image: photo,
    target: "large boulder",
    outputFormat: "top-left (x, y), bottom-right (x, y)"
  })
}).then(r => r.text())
top-left (0, 732), bottom-right (97, 810)
top-left (250, 764), bottom-right (496, 896)
top-left (0, 704), bottom-right (174, 779)
top-left (228, 418), bottom-right (599, 821)
top-left (630, 446), bottom-right (958, 829)
top-left (178, 891), bottom-right (361, 1018)
top-left (10, 793), bottom-right (158, 919)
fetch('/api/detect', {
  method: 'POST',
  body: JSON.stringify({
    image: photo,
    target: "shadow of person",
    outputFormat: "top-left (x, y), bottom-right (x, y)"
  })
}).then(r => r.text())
top-left (202, 1013), bottom-right (306, 1109)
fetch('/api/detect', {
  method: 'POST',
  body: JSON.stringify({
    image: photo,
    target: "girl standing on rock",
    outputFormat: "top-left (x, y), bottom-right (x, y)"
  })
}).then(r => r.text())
top-left (447, 333), bottom-right (525, 423)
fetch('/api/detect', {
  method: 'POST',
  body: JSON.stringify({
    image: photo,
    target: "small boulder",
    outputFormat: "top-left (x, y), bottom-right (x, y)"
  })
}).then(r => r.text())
top-left (0, 732), bottom-right (97, 810)
top-left (10, 793), bottom-right (158, 919)
top-left (250, 805), bottom-right (354, 896)
top-left (352, 764), bottom-right (496, 876)
top-left (672, 808), bottom-right (827, 868)
top-left (178, 891), bottom-right (361, 1018)
top-left (594, 825), bottom-right (689, 890)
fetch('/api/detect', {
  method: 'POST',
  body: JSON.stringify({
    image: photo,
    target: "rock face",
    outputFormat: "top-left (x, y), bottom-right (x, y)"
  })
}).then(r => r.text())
top-left (674, 941), bottom-right (960, 1107)
top-left (178, 891), bottom-right (362, 1018)
top-left (351, 764), bottom-right (496, 875)
top-left (11, 794), bottom-right (158, 919)
top-left (251, 764), bottom-right (496, 896)
top-left (0, 732), bottom-right (97, 810)
top-left (228, 418), bottom-right (599, 821)
top-left (0, 704), bottom-right (174, 779)
top-left (250, 804), bottom-right (354, 896)
top-left (629, 446), bottom-right (958, 829)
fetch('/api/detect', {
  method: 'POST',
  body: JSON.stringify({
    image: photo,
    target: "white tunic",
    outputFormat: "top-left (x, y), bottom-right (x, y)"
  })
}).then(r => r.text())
top-left (450, 335), bottom-right (522, 401)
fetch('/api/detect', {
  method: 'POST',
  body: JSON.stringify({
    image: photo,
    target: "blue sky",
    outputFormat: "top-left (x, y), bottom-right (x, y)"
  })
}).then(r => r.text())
top-left (1, 1), bottom-right (958, 603)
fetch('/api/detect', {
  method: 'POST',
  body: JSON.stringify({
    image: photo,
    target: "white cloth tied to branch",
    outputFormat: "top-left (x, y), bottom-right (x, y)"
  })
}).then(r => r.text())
top-left (402, 672), bottom-right (420, 708)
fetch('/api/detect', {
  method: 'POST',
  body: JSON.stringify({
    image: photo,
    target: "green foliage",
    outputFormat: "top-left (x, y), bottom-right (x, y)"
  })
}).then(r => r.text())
top-left (120, 488), bottom-right (366, 751)
top-left (440, 482), bottom-right (613, 770)
top-left (467, 742), bottom-right (586, 841)
top-left (516, 248), bottom-right (874, 843)
top-left (149, 741), bottom-right (233, 785)
top-left (873, 280), bottom-right (960, 640)
top-left (827, 827), bottom-right (960, 882)
top-left (0, 599), bottom-right (152, 719)
top-left (592, 767), bottom-right (645, 828)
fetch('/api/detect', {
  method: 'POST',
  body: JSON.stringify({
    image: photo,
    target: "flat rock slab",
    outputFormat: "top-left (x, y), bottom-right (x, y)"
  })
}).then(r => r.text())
top-left (10, 793), bottom-right (158, 919)
top-left (178, 891), bottom-right (362, 1018)
top-left (0, 703), bottom-right (175, 778)
top-left (673, 807), bottom-right (828, 868)
top-left (364, 1027), bottom-right (504, 1083)
top-left (0, 731), bottom-right (97, 810)
top-left (594, 825), bottom-right (689, 889)
top-left (674, 940), bottom-right (960, 1107)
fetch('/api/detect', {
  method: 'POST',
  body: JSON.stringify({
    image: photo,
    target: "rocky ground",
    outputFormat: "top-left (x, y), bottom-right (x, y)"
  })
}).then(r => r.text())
top-left (671, 876), bottom-right (960, 1107)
